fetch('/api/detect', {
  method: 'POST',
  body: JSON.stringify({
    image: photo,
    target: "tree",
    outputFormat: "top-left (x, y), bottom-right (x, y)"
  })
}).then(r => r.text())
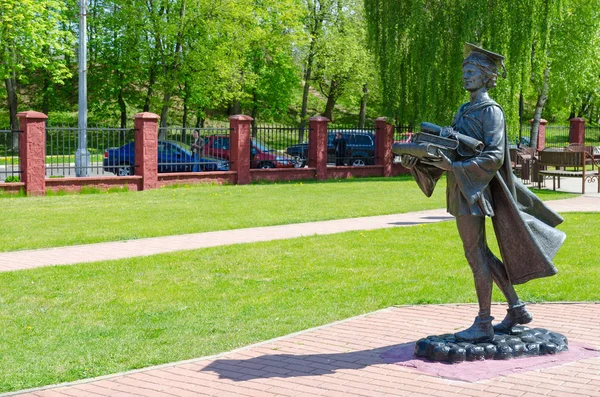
top-left (545, 2), bottom-right (600, 123)
top-left (298, 0), bottom-right (334, 142)
top-left (0, 0), bottom-right (74, 136)
top-left (312, 0), bottom-right (372, 122)
top-left (87, 0), bottom-right (144, 127)
top-left (239, 0), bottom-right (304, 127)
top-left (364, 0), bottom-right (600, 139)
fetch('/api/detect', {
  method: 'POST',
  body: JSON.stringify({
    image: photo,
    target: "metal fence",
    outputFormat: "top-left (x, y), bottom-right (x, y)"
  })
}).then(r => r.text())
top-left (328, 125), bottom-right (376, 166)
top-left (159, 125), bottom-right (231, 172)
top-left (586, 126), bottom-right (600, 144)
top-left (45, 125), bottom-right (135, 177)
top-left (394, 124), bottom-right (416, 143)
top-left (253, 124), bottom-right (302, 168)
top-left (544, 125), bottom-right (570, 148)
top-left (508, 124), bottom-right (600, 149)
top-left (0, 129), bottom-right (20, 183)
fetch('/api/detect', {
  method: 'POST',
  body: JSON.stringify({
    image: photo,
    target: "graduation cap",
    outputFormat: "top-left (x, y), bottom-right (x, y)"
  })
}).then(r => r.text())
top-left (463, 43), bottom-right (507, 78)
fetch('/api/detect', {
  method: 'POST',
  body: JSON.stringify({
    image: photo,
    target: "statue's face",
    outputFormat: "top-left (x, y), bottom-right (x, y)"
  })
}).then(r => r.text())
top-left (462, 63), bottom-right (486, 92)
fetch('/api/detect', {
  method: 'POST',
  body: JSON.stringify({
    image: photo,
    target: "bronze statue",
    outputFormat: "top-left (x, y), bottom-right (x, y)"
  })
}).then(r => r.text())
top-left (394, 44), bottom-right (566, 342)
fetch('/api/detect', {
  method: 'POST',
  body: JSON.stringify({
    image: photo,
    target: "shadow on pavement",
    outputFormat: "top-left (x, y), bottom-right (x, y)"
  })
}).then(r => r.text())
top-left (200, 342), bottom-right (416, 381)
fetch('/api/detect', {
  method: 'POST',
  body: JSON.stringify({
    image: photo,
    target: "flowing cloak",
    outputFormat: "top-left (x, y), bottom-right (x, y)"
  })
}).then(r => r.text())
top-left (410, 100), bottom-right (566, 285)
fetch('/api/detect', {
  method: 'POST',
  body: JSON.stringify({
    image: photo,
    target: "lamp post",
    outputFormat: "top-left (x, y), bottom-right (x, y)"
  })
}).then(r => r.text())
top-left (75, 0), bottom-right (90, 177)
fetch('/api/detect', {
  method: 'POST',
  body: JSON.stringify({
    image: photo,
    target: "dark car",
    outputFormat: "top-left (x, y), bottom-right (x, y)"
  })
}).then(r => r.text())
top-left (103, 140), bottom-right (229, 176)
top-left (286, 130), bottom-right (375, 167)
top-left (203, 135), bottom-right (299, 168)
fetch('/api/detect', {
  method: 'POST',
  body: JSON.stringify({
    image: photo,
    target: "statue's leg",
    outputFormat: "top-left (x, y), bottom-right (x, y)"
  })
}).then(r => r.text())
top-left (485, 249), bottom-right (519, 306)
top-left (484, 243), bottom-right (533, 333)
top-left (456, 215), bottom-right (492, 317)
top-left (454, 215), bottom-right (494, 342)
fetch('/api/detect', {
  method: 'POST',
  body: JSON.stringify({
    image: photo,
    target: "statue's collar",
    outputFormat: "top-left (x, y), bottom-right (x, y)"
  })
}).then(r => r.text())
top-left (460, 99), bottom-right (498, 116)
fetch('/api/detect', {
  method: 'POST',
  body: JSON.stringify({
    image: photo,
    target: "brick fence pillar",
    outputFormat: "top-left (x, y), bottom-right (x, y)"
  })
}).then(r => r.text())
top-left (375, 117), bottom-right (394, 177)
top-left (569, 117), bottom-right (585, 145)
top-left (308, 116), bottom-right (329, 180)
top-left (134, 112), bottom-right (159, 190)
top-left (17, 111), bottom-right (47, 195)
top-left (230, 115), bottom-right (253, 185)
top-left (530, 118), bottom-right (547, 151)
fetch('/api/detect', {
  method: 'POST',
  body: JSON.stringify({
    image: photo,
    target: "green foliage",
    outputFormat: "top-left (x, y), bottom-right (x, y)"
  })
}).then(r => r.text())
top-left (238, 0), bottom-right (305, 121)
top-left (0, 0), bottom-right (74, 81)
top-left (364, 0), bottom-right (600, 126)
top-left (3, 175), bottom-right (19, 182)
top-left (311, 0), bottom-right (374, 121)
top-left (0, 0), bottom-right (387, 127)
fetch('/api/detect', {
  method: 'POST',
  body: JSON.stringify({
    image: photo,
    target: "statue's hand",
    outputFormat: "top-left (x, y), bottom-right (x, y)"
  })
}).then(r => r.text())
top-left (421, 151), bottom-right (453, 171)
top-left (400, 154), bottom-right (418, 169)
top-left (439, 126), bottom-right (456, 138)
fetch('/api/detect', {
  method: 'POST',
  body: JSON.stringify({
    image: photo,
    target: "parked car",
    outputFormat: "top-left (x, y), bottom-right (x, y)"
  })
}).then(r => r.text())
top-left (203, 135), bottom-right (299, 168)
top-left (103, 140), bottom-right (229, 176)
top-left (286, 130), bottom-right (376, 167)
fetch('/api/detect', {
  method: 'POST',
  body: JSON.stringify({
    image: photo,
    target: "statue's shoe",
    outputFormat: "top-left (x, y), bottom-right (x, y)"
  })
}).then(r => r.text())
top-left (493, 303), bottom-right (533, 334)
top-left (455, 315), bottom-right (494, 342)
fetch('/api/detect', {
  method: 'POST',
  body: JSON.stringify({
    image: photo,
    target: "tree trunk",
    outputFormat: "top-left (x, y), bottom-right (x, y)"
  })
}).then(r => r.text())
top-left (143, 65), bottom-right (157, 112)
top-left (250, 91), bottom-right (258, 138)
top-left (118, 88), bottom-right (127, 129)
top-left (42, 72), bottom-right (51, 115)
top-left (322, 80), bottom-right (339, 122)
top-left (299, 63), bottom-right (313, 143)
top-left (322, 91), bottom-right (335, 121)
top-left (578, 93), bottom-right (592, 118)
top-left (195, 111), bottom-right (205, 128)
top-left (159, 91), bottom-right (171, 138)
top-left (299, 29), bottom-right (320, 144)
top-left (230, 99), bottom-right (241, 115)
top-left (358, 84), bottom-right (368, 128)
top-left (530, 65), bottom-right (550, 149)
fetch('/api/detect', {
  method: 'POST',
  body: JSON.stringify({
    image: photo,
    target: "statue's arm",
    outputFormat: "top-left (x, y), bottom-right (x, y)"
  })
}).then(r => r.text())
top-left (452, 106), bottom-right (505, 205)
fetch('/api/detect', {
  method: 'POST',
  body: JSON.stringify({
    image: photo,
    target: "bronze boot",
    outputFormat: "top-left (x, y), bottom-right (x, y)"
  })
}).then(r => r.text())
top-left (493, 302), bottom-right (533, 334)
top-left (455, 315), bottom-right (494, 342)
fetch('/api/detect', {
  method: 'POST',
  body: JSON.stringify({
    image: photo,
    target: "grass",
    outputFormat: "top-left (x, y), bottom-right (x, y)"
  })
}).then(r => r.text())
top-left (0, 176), bottom-right (575, 252)
top-left (0, 212), bottom-right (597, 392)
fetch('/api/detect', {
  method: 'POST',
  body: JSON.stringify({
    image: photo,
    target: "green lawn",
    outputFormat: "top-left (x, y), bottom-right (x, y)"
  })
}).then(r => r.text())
top-left (0, 176), bottom-right (574, 252)
top-left (0, 212), bottom-right (597, 392)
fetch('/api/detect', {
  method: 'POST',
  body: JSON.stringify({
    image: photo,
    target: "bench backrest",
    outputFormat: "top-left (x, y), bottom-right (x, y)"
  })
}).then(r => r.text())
top-left (566, 144), bottom-right (594, 155)
top-left (538, 150), bottom-right (585, 168)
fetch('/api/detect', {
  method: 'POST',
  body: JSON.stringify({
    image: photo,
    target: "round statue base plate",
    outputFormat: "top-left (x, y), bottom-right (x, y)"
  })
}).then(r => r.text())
top-left (415, 326), bottom-right (568, 363)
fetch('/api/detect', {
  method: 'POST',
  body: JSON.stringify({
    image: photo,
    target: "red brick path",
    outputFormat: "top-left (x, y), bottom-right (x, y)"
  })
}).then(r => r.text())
top-left (8, 303), bottom-right (600, 397)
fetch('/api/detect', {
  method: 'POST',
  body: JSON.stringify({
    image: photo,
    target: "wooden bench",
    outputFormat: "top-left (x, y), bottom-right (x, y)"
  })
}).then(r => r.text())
top-left (537, 149), bottom-right (599, 194)
top-left (510, 147), bottom-right (535, 183)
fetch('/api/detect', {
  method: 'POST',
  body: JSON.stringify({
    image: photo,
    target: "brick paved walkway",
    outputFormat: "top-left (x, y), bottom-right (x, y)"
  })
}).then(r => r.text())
top-left (0, 195), bottom-right (598, 272)
top-left (6, 303), bottom-right (600, 397)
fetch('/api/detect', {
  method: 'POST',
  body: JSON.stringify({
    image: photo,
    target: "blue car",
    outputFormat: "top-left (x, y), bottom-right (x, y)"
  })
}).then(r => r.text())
top-left (103, 140), bottom-right (229, 176)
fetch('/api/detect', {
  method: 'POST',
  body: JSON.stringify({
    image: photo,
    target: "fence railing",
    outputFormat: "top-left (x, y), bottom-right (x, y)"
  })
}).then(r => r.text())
top-left (0, 129), bottom-right (21, 182)
top-left (45, 125), bottom-right (135, 177)
top-left (328, 126), bottom-right (376, 166)
top-left (586, 126), bottom-right (600, 144)
top-left (544, 125), bottom-right (571, 148)
top-left (394, 124), bottom-right (415, 143)
top-left (253, 124), bottom-right (303, 168)
top-left (158, 126), bottom-right (231, 172)
top-left (508, 124), bottom-right (600, 149)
